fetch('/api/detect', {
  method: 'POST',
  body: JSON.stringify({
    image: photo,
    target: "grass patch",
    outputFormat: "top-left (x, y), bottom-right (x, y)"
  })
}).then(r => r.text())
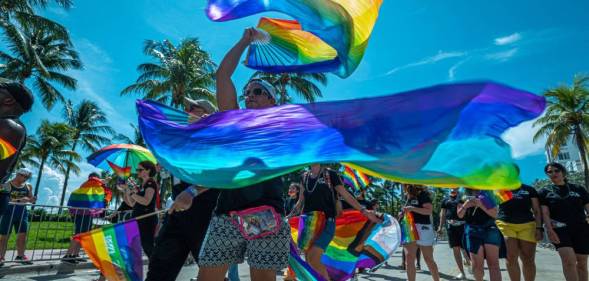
top-left (5, 221), bottom-right (76, 250)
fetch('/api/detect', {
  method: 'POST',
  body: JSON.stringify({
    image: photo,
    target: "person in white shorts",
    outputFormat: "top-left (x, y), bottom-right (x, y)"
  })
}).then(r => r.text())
top-left (402, 184), bottom-right (440, 281)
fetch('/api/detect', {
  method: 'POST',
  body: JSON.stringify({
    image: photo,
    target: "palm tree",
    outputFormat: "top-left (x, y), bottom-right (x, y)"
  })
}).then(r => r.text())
top-left (250, 72), bottom-right (328, 105)
top-left (0, 0), bottom-right (72, 39)
top-left (533, 74), bottom-right (589, 190)
top-left (0, 21), bottom-right (82, 109)
top-left (114, 123), bottom-right (145, 147)
top-left (58, 100), bottom-right (114, 206)
top-left (27, 120), bottom-right (80, 197)
top-left (121, 38), bottom-right (216, 108)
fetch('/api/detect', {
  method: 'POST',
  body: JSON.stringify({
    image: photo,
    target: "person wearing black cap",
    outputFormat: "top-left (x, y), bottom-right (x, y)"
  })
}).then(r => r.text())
top-left (0, 80), bottom-right (34, 216)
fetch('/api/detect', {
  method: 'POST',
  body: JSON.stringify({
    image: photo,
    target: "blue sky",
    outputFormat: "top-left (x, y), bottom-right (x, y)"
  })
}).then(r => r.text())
top-left (20, 0), bottom-right (589, 205)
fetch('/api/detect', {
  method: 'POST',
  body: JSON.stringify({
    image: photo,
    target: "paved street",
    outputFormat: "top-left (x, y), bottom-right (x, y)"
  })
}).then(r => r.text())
top-left (3, 242), bottom-right (564, 280)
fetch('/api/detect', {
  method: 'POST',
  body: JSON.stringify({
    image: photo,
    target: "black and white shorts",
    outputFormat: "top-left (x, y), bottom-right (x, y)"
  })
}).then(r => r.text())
top-left (198, 215), bottom-right (290, 270)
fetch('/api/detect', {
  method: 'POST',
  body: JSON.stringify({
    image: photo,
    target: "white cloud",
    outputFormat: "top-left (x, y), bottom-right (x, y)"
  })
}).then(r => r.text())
top-left (485, 48), bottom-right (518, 62)
top-left (385, 50), bottom-right (466, 75)
top-left (448, 59), bottom-right (468, 81)
top-left (494, 33), bottom-right (522, 46)
top-left (503, 118), bottom-right (546, 159)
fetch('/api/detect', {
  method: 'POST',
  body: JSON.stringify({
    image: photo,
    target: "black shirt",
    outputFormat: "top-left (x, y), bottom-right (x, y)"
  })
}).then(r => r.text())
top-left (303, 169), bottom-right (342, 218)
top-left (132, 178), bottom-right (157, 216)
top-left (538, 184), bottom-right (589, 225)
top-left (497, 184), bottom-right (538, 224)
top-left (405, 191), bottom-right (432, 224)
top-left (441, 195), bottom-right (463, 221)
top-left (215, 177), bottom-right (285, 215)
top-left (463, 197), bottom-right (495, 226)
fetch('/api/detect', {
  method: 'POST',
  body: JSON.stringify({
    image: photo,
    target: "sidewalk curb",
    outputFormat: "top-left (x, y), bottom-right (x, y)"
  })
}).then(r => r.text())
top-left (0, 261), bottom-right (95, 276)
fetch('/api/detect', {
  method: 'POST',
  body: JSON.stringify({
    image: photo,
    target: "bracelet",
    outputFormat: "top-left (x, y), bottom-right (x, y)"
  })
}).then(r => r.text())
top-left (186, 186), bottom-right (199, 197)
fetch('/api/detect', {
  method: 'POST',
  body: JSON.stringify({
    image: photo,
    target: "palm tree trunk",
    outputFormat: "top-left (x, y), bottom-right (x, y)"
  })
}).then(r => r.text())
top-left (33, 157), bottom-right (47, 197)
top-left (574, 127), bottom-right (589, 191)
top-left (58, 140), bottom-right (78, 206)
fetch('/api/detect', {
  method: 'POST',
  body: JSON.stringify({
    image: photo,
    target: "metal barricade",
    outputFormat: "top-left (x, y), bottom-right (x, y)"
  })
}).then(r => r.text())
top-left (0, 203), bottom-right (133, 264)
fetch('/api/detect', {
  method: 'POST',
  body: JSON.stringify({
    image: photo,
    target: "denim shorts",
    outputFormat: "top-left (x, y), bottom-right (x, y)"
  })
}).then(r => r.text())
top-left (464, 223), bottom-right (502, 254)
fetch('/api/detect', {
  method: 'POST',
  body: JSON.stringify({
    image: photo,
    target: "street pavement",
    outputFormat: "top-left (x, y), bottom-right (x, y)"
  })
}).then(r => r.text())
top-left (3, 241), bottom-right (564, 280)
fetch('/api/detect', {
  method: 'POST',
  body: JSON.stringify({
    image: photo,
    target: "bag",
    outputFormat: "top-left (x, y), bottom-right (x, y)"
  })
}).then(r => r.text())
top-left (230, 205), bottom-right (281, 240)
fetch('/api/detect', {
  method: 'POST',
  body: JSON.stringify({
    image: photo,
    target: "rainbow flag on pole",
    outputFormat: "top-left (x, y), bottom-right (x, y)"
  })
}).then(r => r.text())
top-left (341, 165), bottom-right (371, 191)
top-left (478, 190), bottom-right (513, 209)
top-left (107, 160), bottom-right (131, 179)
top-left (74, 219), bottom-right (143, 281)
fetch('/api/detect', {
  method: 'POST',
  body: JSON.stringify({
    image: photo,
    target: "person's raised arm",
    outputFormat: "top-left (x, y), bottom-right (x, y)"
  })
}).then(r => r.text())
top-left (216, 28), bottom-right (255, 111)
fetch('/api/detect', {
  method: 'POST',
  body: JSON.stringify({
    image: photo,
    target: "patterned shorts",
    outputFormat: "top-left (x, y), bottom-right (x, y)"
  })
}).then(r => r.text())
top-left (198, 215), bottom-right (290, 270)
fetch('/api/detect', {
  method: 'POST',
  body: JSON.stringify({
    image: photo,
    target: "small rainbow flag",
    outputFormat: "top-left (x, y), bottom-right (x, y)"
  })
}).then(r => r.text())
top-left (297, 211), bottom-right (327, 252)
top-left (478, 190), bottom-right (513, 209)
top-left (0, 138), bottom-right (17, 160)
top-left (400, 212), bottom-right (419, 244)
top-left (67, 177), bottom-right (107, 216)
top-left (74, 220), bottom-right (143, 281)
top-left (107, 161), bottom-right (131, 179)
top-left (341, 165), bottom-right (371, 191)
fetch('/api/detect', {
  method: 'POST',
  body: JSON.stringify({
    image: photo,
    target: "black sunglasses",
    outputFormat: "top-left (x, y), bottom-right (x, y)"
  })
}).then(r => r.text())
top-left (136, 168), bottom-right (145, 172)
top-left (244, 88), bottom-right (269, 98)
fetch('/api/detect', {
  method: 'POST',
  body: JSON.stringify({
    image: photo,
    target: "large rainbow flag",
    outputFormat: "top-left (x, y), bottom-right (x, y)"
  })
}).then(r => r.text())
top-left (74, 220), bottom-right (143, 281)
top-left (0, 137), bottom-right (17, 160)
top-left (290, 210), bottom-right (401, 281)
top-left (137, 82), bottom-right (545, 190)
top-left (205, 0), bottom-right (382, 78)
top-left (67, 177), bottom-right (107, 216)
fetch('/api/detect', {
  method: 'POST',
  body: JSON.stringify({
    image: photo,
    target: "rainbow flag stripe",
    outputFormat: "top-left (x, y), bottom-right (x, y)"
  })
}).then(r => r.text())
top-left (75, 220), bottom-right (143, 281)
top-left (297, 211), bottom-right (327, 252)
top-left (0, 137), bottom-right (17, 160)
top-left (67, 178), bottom-right (106, 216)
top-left (478, 190), bottom-right (513, 209)
top-left (400, 212), bottom-right (419, 244)
top-left (107, 160), bottom-right (131, 179)
top-left (288, 241), bottom-right (327, 281)
top-left (342, 166), bottom-right (361, 191)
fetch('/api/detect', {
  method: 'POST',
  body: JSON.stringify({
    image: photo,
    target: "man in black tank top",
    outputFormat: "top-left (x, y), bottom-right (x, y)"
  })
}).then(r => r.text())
top-left (0, 81), bottom-right (34, 215)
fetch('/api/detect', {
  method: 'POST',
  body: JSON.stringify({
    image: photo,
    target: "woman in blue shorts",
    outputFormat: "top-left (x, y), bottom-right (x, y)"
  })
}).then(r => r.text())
top-left (458, 188), bottom-right (503, 281)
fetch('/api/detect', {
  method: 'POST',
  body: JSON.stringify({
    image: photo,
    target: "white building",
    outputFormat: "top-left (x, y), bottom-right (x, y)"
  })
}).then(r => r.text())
top-left (545, 138), bottom-right (583, 172)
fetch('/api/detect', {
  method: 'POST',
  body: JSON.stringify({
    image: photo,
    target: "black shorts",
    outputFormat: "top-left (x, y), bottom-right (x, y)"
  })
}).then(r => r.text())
top-left (553, 223), bottom-right (589, 254)
top-left (447, 225), bottom-right (465, 248)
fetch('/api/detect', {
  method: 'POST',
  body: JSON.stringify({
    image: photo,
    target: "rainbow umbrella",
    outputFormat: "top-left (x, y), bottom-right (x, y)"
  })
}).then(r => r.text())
top-left (87, 144), bottom-right (156, 174)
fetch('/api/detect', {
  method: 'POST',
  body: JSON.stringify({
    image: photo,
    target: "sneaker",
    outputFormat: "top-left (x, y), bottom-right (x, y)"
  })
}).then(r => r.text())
top-left (15, 255), bottom-right (33, 265)
top-left (62, 255), bottom-right (78, 265)
top-left (0, 257), bottom-right (4, 267)
top-left (74, 255), bottom-right (87, 262)
top-left (455, 273), bottom-right (466, 280)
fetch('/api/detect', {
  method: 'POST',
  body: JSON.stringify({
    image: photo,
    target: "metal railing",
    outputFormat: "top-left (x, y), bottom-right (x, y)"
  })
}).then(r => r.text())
top-left (0, 203), bottom-right (134, 264)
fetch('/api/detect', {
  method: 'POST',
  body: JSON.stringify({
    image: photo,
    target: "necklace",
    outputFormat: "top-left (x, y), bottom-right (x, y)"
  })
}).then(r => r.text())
top-left (305, 168), bottom-right (323, 193)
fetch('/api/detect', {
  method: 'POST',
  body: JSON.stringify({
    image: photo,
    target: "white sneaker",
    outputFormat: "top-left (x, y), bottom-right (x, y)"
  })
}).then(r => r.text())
top-left (455, 273), bottom-right (466, 280)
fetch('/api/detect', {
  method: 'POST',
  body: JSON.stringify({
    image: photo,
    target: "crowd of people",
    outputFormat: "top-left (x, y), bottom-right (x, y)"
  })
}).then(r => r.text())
top-left (0, 29), bottom-right (588, 281)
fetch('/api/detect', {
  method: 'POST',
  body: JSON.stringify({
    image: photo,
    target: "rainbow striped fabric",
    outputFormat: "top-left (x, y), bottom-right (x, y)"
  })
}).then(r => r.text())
top-left (400, 212), bottom-right (420, 244)
top-left (290, 210), bottom-right (401, 281)
top-left (107, 160), bottom-right (131, 179)
top-left (478, 190), bottom-right (514, 209)
top-left (205, 0), bottom-right (382, 78)
top-left (138, 82), bottom-right (545, 190)
top-left (67, 178), bottom-right (107, 216)
top-left (288, 241), bottom-right (327, 281)
top-left (74, 220), bottom-right (143, 281)
top-left (0, 137), bottom-right (17, 160)
top-left (297, 211), bottom-right (327, 252)
top-left (341, 165), bottom-right (371, 191)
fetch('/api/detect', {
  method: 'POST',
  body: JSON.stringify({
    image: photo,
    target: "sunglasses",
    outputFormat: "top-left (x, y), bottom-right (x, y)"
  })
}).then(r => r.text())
top-left (244, 88), bottom-right (269, 98)
top-left (136, 168), bottom-right (145, 172)
top-left (546, 169), bottom-right (561, 175)
top-left (17, 173), bottom-right (31, 178)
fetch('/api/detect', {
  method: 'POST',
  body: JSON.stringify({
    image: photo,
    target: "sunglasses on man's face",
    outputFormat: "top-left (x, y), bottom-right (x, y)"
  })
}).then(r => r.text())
top-left (244, 88), bottom-right (268, 98)
top-left (136, 168), bottom-right (145, 172)
top-left (546, 169), bottom-right (561, 175)
top-left (17, 174), bottom-right (30, 179)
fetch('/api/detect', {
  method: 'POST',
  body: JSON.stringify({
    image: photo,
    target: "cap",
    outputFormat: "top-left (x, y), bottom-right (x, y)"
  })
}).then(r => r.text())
top-left (184, 98), bottom-right (218, 114)
top-left (0, 79), bottom-right (34, 112)
top-left (16, 168), bottom-right (32, 177)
